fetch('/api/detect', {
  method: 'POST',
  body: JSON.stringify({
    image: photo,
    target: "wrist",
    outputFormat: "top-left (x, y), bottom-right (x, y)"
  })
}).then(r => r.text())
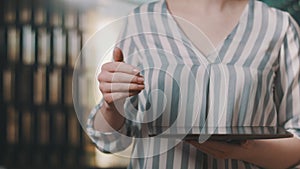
top-left (96, 102), bottom-right (125, 132)
top-left (102, 101), bottom-right (112, 111)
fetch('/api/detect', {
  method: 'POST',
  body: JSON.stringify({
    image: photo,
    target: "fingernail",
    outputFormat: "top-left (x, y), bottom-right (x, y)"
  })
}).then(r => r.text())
top-left (133, 69), bottom-right (140, 74)
top-left (138, 77), bottom-right (144, 83)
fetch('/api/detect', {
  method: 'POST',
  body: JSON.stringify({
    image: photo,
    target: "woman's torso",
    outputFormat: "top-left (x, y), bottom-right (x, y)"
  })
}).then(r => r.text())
top-left (117, 0), bottom-right (291, 168)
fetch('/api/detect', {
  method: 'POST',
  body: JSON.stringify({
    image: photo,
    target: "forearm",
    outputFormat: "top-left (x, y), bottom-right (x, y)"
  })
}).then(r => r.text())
top-left (94, 101), bottom-right (125, 132)
top-left (242, 137), bottom-right (300, 169)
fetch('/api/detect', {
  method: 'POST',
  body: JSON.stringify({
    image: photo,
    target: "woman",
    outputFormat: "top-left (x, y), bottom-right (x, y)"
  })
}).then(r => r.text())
top-left (87, 0), bottom-right (300, 168)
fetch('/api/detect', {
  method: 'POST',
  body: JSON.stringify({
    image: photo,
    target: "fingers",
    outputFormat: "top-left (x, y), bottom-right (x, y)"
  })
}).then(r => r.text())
top-left (187, 140), bottom-right (220, 151)
top-left (187, 141), bottom-right (228, 159)
top-left (186, 140), bottom-right (242, 160)
top-left (98, 69), bottom-right (144, 103)
top-left (100, 83), bottom-right (145, 93)
top-left (98, 48), bottom-right (143, 104)
top-left (113, 47), bottom-right (124, 62)
top-left (102, 62), bottom-right (140, 75)
top-left (189, 141), bottom-right (219, 151)
top-left (203, 141), bottom-right (238, 151)
top-left (103, 91), bottom-right (141, 104)
top-left (98, 72), bottom-right (144, 84)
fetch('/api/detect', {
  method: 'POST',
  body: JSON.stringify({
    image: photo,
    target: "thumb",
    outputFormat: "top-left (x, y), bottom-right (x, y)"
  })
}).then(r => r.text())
top-left (113, 47), bottom-right (124, 62)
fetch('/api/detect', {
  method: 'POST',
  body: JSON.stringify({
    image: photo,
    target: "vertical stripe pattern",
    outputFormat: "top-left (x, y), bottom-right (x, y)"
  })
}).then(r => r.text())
top-left (86, 0), bottom-right (300, 168)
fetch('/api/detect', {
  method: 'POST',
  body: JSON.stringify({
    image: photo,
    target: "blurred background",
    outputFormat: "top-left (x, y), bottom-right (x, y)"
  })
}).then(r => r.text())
top-left (0, 0), bottom-right (299, 169)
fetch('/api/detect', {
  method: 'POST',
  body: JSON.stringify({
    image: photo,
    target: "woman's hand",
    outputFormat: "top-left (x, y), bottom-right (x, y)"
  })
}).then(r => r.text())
top-left (94, 48), bottom-right (144, 131)
top-left (98, 48), bottom-right (145, 106)
top-left (187, 137), bottom-right (300, 169)
top-left (186, 140), bottom-right (254, 160)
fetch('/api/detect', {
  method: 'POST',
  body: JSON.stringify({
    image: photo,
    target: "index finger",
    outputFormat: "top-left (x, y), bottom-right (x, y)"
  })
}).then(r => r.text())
top-left (102, 62), bottom-right (141, 75)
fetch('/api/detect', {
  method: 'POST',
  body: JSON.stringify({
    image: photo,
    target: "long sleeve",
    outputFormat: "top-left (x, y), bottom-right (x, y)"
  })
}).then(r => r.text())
top-left (86, 101), bottom-right (133, 153)
top-left (275, 15), bottom-right (300, 138)
top-left (86, 13), bottom-right (141, 153)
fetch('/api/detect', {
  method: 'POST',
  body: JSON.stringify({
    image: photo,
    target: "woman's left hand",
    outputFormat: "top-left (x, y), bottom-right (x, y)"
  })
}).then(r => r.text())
top-left (186, 140), bottom-right (255, 160)
top-left (186, 137), bottom-right (300, 169)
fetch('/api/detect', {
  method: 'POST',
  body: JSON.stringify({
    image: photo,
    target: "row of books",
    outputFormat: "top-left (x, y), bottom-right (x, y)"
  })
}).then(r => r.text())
top-left (1, 104), bottom-right (90, 167)
top-left (2, 65), bottom-right (74, 106)
top-left (1, 0), bottom-right (85, 30)
top-left (3, 146), bottom-right (86, 168)
top-left (4, 106), bottom-right (82, 146)
top-left (1, 26), bottom-right (82, 67)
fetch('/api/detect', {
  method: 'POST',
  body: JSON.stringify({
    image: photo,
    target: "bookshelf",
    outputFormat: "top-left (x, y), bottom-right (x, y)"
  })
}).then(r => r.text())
top-left (0, 0), bottom-right (96, 168)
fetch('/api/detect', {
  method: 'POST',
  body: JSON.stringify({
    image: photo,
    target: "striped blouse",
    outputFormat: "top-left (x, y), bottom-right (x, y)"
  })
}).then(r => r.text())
top-left (87, 0), bottom-right (300, 168)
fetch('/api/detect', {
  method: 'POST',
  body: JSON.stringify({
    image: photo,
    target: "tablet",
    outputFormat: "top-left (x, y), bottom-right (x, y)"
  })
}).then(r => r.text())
top-left (148, 126), bottom-right (293, 142)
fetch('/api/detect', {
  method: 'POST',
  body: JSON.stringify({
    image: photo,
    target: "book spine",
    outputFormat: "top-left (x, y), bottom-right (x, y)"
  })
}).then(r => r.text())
top-left (8, 27), bottom-right (19, 63)
top-left (33, 66), bottom-right (46, 105)
top-left (68, 30), bottom-right (79, 67)
top-left (53, 28), bottom-right (66, 66)
top-left (69, 112), bottom-right (79, 146)
top-left (49, 69), bottom-right (61, 105)
top-left (65, 69), bottom-right (73, 105)
top-left (37, 28), bottom-right (50, 65)
top-left (35, 7), bottom-right (46, 26)
top-left (22, 111), bottom-right (32, 143)
top-left (39, 111), bottom-right (49, 145)
top-left (22, 25), bottom-right (35, 65)
top-left (3, 69), bottom-right (13, 103)
top-left (3, 1), bottom-right (15, 25)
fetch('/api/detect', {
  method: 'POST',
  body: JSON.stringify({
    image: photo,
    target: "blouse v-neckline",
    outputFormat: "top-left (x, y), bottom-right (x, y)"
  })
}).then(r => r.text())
top-left (162, 0), bottom-right (251, 63)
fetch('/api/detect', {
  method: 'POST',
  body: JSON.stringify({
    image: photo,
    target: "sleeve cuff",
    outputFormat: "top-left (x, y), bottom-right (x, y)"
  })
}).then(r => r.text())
top-left (86, 101), bottom-right (132, 153)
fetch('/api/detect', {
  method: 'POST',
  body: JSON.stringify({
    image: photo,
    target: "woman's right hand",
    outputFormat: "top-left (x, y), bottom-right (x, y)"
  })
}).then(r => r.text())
top-left (94, 48), bottom-right (143, 131)
top-left (98, 48), bottom-right (144, 107)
